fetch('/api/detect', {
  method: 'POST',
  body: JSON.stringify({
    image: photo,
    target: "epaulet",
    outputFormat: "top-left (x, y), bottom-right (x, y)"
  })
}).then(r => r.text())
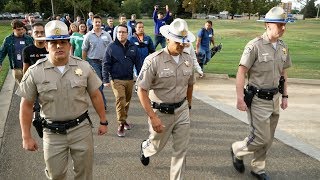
top-left (71, 55), bottom-right (83, 61)
top-left (29, 57), bottom-right (47, 69)
top-left (148, 49), bottom-right (164, 59)
top-left (249, 36), bottom-right (263, 45)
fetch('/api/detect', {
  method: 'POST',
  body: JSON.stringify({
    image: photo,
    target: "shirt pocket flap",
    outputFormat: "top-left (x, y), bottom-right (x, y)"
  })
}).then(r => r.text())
top-left (159, 70), bottom-right (174, 78)
top-left (70, 79), bottom-right (87, 88)
top-left (38, 83), bottom-right (57, 93)
top-left (183, 70), bottom-right (192, 76)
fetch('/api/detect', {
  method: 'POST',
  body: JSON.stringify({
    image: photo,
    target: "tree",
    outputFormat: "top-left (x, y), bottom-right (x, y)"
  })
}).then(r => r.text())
top-left (121, 0), bottom-right (142, 18)
top-left (301, 0), bottom-right (317, 18)
top-left (4, 0), bottom-right (24, 13)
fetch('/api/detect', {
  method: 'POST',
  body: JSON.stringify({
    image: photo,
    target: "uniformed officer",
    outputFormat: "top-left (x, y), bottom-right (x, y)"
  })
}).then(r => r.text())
top-left (16, 20), bottom-right (108, 180)
top-left (136, 18), bottom-right (195, 180)
top-left (231, 7), bottom-right (292, 180)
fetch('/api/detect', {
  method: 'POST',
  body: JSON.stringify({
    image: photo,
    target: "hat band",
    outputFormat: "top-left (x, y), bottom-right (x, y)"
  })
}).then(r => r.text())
top-left (264, 18), bottom-right (286, 22)
top-left (168, 31), bottom-right (189, 43)
top-left (47, 35), bottom-right (70, 40)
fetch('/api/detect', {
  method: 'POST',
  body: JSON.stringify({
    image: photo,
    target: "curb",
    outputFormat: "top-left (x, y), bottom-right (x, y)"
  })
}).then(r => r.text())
top-left (0, 70), bottom-right (15, 150)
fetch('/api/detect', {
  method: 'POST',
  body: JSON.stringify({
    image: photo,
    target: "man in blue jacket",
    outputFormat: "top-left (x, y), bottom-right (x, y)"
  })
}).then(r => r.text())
top-left (102, 24), bottom-right (142, 137)
top-left (0, 20), bottom-right (33, 83)
top-left (129, 21), bottom-right (155, 77)
top-left (153, 4), bottom-right (170, 49)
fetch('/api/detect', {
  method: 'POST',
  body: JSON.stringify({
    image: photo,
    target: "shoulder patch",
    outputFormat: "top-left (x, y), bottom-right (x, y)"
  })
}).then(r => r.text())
top-left (243, 44), bottom-right (254, 55)
top-left (21, 69), bottom-right (31, 82)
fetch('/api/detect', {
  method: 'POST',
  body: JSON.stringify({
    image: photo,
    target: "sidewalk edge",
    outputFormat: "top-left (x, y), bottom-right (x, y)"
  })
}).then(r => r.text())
top-left (0, 70), bottom-right (15, 149)
top-left (193, 91), bottom-right (320, 162)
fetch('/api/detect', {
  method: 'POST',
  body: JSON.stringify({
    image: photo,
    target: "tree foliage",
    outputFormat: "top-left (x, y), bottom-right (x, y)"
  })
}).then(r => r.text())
top-left (4, 0), bottom-right (24, 13)
top-left (301, 0), bottom-right (317, 18)
top-left (1, 0), bottom-right (306, 20)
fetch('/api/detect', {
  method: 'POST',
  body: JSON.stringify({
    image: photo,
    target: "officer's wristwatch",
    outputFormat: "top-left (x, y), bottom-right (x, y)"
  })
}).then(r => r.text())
top-left (100, 121), bottom-right (108, 126)
top-left (282, 95), bottom-right (288, 98)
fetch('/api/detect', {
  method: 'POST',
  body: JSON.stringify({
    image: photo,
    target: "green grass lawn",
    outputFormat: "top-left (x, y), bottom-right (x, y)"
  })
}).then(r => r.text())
top-left (0, 18), bottom-right (319, 91)
top-left (0, 23), bottom-right (11, 90)
top-left (142, 18), bottom-right (320, 79)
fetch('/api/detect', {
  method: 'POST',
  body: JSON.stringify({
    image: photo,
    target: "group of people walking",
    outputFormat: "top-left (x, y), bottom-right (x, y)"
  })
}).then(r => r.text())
top-left (0, 6), bottom-right (291, 180)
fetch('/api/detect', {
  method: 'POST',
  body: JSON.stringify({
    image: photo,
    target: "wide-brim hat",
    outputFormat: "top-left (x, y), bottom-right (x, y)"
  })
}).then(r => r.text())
top-left (160, 18), bottom-right (195, 43)
top-left (257, 7), bottom-right (288, 24)
top-left (35, 20), bottom-right (70, 41)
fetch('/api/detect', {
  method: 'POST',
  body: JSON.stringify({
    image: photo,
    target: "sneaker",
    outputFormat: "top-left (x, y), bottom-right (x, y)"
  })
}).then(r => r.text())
top-left (124, 122), bottom-right (133, 130)
top-left (140, 140), bottom-right (149, 166)
top-left (117, 124), bottom-right (125, 137)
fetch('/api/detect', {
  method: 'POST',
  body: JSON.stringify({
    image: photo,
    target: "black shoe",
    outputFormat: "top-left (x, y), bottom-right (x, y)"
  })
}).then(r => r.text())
top-left (140, 140), bottom-right (149, 166)
top-left (250, 171), bottom-right (270, 180)
top-left (231, 147), bottom-right (245, 173)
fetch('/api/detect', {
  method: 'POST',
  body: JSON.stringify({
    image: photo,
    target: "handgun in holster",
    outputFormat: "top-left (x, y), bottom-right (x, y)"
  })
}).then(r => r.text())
top-left (278, 76), bottom-right (285, 94)
top-left (32, 112), bottom-right (44, 138)
top-left (244, 86), bottom-right (255, 108)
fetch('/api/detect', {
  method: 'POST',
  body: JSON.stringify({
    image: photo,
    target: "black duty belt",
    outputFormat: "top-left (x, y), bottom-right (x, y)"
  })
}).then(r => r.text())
top-left (248, 85), bottom-right (279, 100)
top-left (91, 59), bottom-right (102, 63)
top-left (43, 111), bottom-right (91, 134)
top-left (151, 98), bottom-right (186, 114)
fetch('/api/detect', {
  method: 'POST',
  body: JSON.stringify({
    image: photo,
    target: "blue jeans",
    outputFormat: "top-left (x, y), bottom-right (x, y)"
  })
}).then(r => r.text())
top-left (154, 35), bottom-right (166, 49)
top-left (88, 59), bottom-right (107, 108)
top-left (199, 48), bottom-right (211, 65)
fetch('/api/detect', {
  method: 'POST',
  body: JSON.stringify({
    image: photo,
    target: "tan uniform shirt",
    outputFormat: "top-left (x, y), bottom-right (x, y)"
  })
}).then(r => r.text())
top-left (240, 32), bottom-right (292, 89)
top-left (137, 48), bottom-right (195, 103)
top-left (16, 56), bottom-right (102, 121)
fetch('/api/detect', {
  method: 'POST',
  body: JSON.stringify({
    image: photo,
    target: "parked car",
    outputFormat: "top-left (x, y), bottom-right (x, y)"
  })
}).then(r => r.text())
top-left (2, 12), bottom-right (12, 19)
top-left (11, 13), bottom-right (20, 19)
top-left (0, 14), bottom-right (3, 20)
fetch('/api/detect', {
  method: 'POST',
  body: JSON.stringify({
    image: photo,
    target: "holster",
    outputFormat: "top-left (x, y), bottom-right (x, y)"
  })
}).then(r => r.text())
top-left (32, 112), bottom-right (44, 138)
top-left (278, 76), bottom-right (285, 94)
top-left (244, 88), bottom-right (254, 108)
top-left (159, 104), bottom-right (175, 114)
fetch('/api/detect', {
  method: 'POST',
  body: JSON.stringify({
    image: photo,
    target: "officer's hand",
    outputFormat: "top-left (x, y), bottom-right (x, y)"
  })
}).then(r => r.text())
top-left (281, 98), bottom-right (288, 110)
top-left (22, 137), bottom-right (38, 151)
top-left (237, 99), bottom-right (248, 111)
top-left (98, 125), bottom-right (108, 135)
top-left (103, 83), bottom-right (111, 88)
top-left (150, 116), bottom-right (164, 133)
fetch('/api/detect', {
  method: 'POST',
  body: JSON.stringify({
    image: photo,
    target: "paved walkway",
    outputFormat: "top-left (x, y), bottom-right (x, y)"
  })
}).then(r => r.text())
top-left (0, 71), bottom-right (319, 179)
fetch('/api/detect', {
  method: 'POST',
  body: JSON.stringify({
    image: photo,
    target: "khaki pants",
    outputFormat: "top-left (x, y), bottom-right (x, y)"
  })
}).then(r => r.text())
top-left (232, 95), bottom-right (280, 173)
top-left (142, 101), bottom-right (190, 180)
top-left (110, 79), bottom-right (134, 124)
top-left (43, 121), bottom-right (93, 180)
top-left (12, 68), bottom-right (23, 84)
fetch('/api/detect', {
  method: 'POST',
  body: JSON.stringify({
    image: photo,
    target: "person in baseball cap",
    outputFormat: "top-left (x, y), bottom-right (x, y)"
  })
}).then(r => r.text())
top-left (16, 19), bottom-right (108, 179)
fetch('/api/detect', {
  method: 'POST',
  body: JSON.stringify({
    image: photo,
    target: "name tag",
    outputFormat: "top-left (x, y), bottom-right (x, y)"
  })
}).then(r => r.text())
top-left (135, 42), bottom-right (139, 45)
top-left (20, 41), bottom-right (25, 45)
top-left (17, 54), bottom-right (22, 61)
top-left (208, 34), bottom-right (212, 37)
top-left (101, 36), bottom-right (108, 40)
